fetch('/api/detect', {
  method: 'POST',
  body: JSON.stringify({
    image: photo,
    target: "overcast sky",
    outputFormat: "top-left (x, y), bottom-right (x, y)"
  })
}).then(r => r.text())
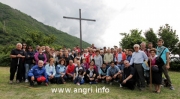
top-left (1, 0), bottom-right (180, 48)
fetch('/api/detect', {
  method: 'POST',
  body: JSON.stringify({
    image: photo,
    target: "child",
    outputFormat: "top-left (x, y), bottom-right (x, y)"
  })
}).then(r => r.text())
top-left (85, 65), bottom-right (97, 84)
top-left (73, 69), bottom-right (85, 85)
top-left (97, 63), bottom-right (107, 83)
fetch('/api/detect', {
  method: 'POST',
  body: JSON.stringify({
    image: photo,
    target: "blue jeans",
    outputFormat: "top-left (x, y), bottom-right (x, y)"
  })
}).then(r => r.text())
top-left (25, 64), bottom-right (34, 79)
top-left (74, 76), bottom-right (84, 84)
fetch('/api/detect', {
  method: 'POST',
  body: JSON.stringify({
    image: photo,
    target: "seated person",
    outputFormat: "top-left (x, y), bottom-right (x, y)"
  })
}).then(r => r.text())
top-left (55, 59), bottom-right (67, 84)
top-left (97, 63), bottom-right (107, 83)
top-left (66, 60), bottom-right (75, 81)
top-left (45, 58), bottom-right (56, 83)
top-left (122, 60), bottom-right (135, 90)
top-left (85, 64), bottom-right (97, 84)
top-left (89, 60), bottom-right (98, 74)
top-left (74, 69), bottom-right (84, 85)
top-left (106, 61), bottom-right (121, 85)
top-left (73, 60), bottom-right (86, 85)
top-left (28, 60), bottom-right (48, 86)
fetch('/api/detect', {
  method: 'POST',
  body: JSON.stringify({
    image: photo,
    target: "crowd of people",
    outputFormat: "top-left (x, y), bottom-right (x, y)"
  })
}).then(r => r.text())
top-left (9, 39), bottom-right (175, 93)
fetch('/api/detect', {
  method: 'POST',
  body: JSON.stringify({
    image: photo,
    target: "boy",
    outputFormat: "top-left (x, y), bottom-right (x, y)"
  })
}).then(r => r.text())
top-left (97, 63), bottom-right (107, 83)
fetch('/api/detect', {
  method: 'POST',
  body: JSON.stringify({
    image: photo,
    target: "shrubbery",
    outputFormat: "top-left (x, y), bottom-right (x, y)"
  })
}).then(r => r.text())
top-left (170, 61), bottom-right (180, 71)
top-left (0, 53), bottom-right (11, 66)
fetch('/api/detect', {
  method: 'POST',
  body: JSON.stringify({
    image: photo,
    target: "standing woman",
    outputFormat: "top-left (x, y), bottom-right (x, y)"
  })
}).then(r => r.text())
top-left (76, 52), bottom-right (82, 63)
top-left (24, 46), bottom-right (35, 82)
top-left (22, 43), bottom-right (27, 81)
top-left (9, 43), bottom-right (25, 83)
top-left (93, 50), bottom-right (103, 73)
top-left (34, 47), bottom-right (47, 65)
top-left (45, 58), bottom-right (56, 84)
top-left (149, 49), bottom-right (162, 93)
top-left (56, 51), bottom-right (64, 65)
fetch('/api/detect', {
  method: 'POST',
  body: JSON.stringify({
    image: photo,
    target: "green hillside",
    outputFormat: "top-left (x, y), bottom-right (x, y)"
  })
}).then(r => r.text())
top-left (0, 2), bottom-right (91, 66)
top-left (0, 2), bottom-right (90, 48)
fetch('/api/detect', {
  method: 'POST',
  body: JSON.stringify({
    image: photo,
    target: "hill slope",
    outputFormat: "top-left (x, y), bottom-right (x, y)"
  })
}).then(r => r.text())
top-left (0, 2), bottom-right (91, 66)
top-left (0, 2), bottom-right (90, 48)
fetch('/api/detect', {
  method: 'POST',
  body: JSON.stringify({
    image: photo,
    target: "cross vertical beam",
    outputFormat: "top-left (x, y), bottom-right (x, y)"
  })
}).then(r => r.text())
top-left (63, 9), bottom-right (96, 51)
top-left (79, 9), bottom-right (82, 53)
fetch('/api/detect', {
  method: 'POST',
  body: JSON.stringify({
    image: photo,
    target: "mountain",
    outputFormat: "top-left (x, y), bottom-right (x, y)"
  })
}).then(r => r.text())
top-left (0, 2), bottom-right (90, 48)
top-left (0, 2), bottom-right (91, 66)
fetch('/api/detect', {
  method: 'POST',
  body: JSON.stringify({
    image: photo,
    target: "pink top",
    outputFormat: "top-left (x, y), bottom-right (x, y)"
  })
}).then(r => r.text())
top-left (150, 56), bottom-right (157, 66)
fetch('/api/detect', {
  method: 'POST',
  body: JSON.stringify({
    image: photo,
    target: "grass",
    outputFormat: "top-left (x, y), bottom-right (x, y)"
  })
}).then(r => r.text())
top-left (0, 67), bottom-right (180, 99)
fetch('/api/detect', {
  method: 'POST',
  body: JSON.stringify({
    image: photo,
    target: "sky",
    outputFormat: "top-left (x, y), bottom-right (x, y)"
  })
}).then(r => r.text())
top-left (0, 0), bottom-right (180, 48)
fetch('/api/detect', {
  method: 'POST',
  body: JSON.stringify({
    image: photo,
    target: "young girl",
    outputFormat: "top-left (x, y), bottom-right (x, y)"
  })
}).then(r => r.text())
top-left (74, 69), bottom-right (84, 85)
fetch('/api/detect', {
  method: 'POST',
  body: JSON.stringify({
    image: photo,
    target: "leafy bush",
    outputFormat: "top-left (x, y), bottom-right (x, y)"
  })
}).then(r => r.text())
top-left (170, 61), bottom-right (180, 71)
top-left (0, 53), bottom-right (11, 66)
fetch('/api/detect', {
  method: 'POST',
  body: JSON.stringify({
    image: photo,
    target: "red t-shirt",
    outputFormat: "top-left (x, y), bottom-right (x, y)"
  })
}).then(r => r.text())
top-left (66, 64), bottom-right (75, 74)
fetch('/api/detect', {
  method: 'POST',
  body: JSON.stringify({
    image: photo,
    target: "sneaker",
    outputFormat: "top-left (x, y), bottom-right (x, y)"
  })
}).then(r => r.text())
top-left (119, 84), bottom-right (122, 88)
top-left (77, 83), bottom-right (80, 85)
top-left (170, 86), bottom-right (175, 90)
top-left (16, 80), bottom-right (20, 83)
top-left (109, 82), bottom-right (112, 85)
top-left (9, 80), bottom-right (13, 84)
top-left (25, 79), bottom-right (28, 83)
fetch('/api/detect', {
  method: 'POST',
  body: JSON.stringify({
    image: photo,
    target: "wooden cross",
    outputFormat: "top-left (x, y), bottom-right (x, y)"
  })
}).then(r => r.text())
top-left (63, 9), bottom-right (96, 51)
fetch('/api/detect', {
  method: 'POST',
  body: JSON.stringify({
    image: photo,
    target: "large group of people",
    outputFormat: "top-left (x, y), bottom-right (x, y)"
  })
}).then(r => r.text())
top-left (9, 39), bottom-right (175, 93)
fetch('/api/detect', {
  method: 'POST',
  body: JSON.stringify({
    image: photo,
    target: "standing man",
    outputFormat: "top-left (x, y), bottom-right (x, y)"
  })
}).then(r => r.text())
top-left (115, 48), bottom-right (126, 71)
top-left (156, 39), bottom-right (174, 90)
top-left (104, 49), bottom-right (113, 68)
top-left (10, 43), bottom-right (25, 83)
top-left (126, 49), bottom-right (133, 63)
top-left (147, 42), bottom-right (154, 57)
top-left (130, 44), bottom-right (148, 91)
top-left (140, 42), bottom-right (148, 55)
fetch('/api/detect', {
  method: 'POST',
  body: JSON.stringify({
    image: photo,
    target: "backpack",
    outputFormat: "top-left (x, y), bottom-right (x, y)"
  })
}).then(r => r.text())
top-left (156, 48), bottom-right (166, 66)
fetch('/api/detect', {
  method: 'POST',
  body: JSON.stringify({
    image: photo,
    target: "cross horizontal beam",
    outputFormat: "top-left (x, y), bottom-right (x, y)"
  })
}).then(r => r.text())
top-left (63, 16), bottom-right (96, 22)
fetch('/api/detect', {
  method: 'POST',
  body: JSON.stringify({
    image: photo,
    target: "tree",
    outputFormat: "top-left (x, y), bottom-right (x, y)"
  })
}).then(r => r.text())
top-left (26, 31), bottom-right (56, 46)
top-left (158, 24), bottom-right (179, 52)
top-left (144, 28), bottom-right (158, 47)
top-left (120, 29), bottom-right (147, 49)
top-left (171, 42), bottom-right (180, 57)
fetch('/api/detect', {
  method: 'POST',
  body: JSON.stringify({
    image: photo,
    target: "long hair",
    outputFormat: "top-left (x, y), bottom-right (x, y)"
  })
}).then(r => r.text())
top-left (78, 69), bottom-right (84, 75)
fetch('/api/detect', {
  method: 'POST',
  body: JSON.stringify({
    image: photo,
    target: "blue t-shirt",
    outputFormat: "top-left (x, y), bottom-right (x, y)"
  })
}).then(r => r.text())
top-left (156, 46), bottom-right (169, 64)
